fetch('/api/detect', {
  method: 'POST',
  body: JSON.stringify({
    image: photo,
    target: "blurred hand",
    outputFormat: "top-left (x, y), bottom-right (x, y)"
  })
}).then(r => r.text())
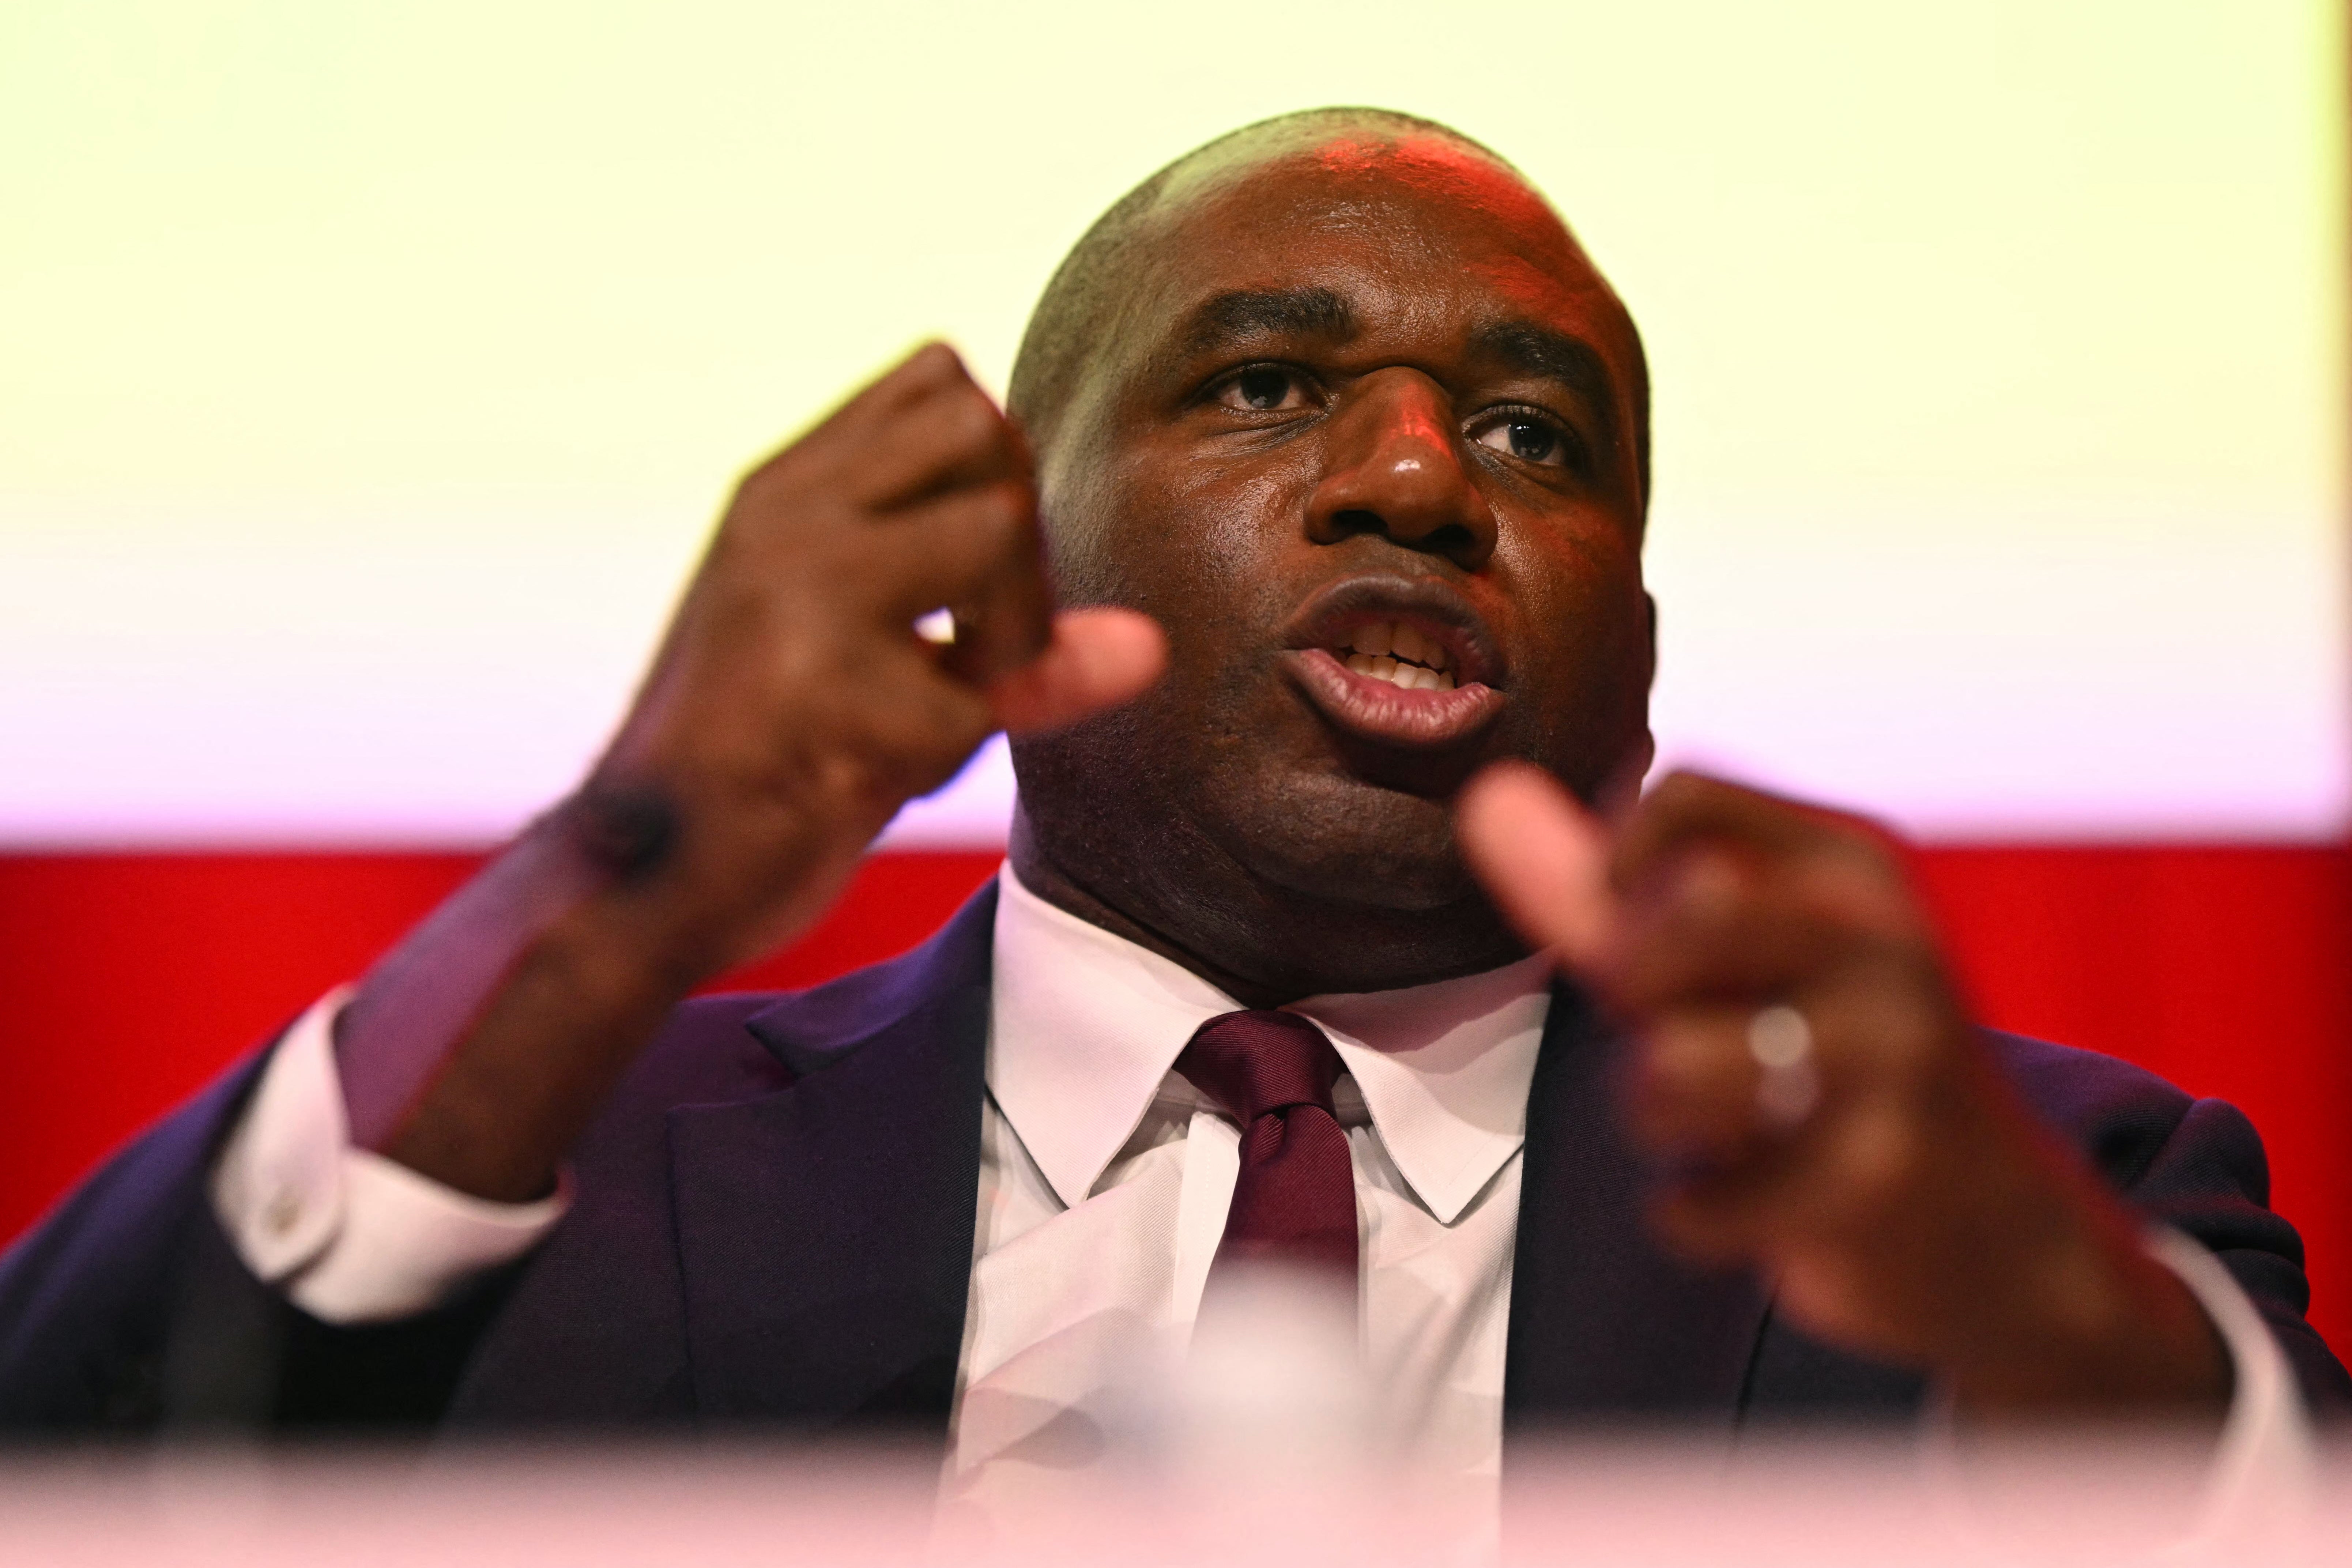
top-left (1456, 763), bottom-right (2226, 1416)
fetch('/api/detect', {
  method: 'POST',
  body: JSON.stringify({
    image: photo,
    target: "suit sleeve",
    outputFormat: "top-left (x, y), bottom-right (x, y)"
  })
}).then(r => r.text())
top-left (1990, 1031), bottom-right (2352, 1416)
top-left (0, 1026), bottom-right (515, 1436)
top-left (2122, 1093), bottom-right (2352, 1415)
top-left (0, 1051), bottom-right (268, 1431)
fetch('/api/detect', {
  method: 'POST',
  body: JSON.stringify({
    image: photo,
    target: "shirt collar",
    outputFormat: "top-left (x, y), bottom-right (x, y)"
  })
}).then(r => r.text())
top-left (1290, 955), bottom-right (1553, 1224)
top-left (988, 864), bottom-right (1553, 1224)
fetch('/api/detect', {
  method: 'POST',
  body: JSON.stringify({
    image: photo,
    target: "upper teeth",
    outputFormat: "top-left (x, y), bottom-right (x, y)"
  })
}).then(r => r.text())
top-left (1339, 621), bottom-right (1457, 691)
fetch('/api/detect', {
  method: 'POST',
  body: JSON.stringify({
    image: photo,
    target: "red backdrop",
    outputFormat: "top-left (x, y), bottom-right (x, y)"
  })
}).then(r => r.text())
top-left (3, 845), bottom-right (2347, 1351)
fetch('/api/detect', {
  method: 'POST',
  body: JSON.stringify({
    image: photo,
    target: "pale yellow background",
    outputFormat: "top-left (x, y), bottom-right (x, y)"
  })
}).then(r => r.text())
top-left (1, 1), bottom-right (2341, 841)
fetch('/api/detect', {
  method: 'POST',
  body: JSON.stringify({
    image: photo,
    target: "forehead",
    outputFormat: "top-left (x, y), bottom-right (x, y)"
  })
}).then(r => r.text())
top-left (1127, 134), bottom-right (1629, 359)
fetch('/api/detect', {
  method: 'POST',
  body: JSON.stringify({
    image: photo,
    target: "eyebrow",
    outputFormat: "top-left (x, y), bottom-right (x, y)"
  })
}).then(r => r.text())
top-left (1469, 320), bottom-right (1616, 408)
top-left (1175, 286), bottom-right (1359, 354)
top-left (1470, 318), bottom-right (1627, 466)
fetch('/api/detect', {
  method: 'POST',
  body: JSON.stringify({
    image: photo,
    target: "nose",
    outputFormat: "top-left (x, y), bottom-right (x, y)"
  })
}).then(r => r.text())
top-left (1305, 368), bottom-right (1498, 570)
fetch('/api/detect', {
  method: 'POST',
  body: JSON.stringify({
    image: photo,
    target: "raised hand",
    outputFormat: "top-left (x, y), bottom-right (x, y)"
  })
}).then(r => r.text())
top-left (338, 345), bottom-right (1163, 1200)
top-left (585, 341), bottom-right (1162, 975)
top-left (1456, 763), bottom-right (2227, 1416)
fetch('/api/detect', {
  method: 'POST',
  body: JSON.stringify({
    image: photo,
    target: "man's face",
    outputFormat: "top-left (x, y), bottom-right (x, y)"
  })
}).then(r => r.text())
top-left (1018, 133), bottom-right (1654, 923)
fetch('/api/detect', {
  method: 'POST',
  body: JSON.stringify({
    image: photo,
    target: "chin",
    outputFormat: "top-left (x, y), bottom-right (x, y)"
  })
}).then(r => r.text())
top-left (1213, 768), bottom-right (1481, 912)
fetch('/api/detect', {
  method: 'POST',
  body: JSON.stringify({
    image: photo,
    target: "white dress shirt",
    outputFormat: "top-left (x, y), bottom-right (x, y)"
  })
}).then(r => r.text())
top-left (209, 859), bottom-right (2306, 1535)
top-left (947, 864), bottom-right (1548, 1522)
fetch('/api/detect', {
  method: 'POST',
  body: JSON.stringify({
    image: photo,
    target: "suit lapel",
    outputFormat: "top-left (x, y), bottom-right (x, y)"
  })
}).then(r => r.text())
top-left (665, 891), bottom-right (1776, 1437)
top-left (667, 886), bottom-right (995, 1433)
top-left (1503, 980), bottom-right (1769, 1429)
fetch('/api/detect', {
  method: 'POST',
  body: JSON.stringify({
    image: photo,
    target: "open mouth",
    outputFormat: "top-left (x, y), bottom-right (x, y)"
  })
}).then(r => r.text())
top-left (1278, 579), bottom-right (1509, 750)
top-left (1332, 619), bottom-right (1460, 692)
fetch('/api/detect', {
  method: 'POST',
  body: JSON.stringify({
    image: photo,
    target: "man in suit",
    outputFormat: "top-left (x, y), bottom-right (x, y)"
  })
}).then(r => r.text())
top-left (2, 108), bottom-right (2342, 1509)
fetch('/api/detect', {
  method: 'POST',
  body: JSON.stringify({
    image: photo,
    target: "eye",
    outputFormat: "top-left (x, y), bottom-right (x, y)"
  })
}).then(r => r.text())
top-left (1473, 414), bottom-right (1571, 467)
top-left (1215, 365), bottom-right (1310, 413)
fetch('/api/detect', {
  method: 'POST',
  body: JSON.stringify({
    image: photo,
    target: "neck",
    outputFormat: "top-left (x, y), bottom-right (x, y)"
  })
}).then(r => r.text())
top-left (1006, 807), bottom-right (1529, 1007)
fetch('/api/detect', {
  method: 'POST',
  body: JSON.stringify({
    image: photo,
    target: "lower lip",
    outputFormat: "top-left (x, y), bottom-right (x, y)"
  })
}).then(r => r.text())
top-left (1281, 648), bottom-right (1507, 749)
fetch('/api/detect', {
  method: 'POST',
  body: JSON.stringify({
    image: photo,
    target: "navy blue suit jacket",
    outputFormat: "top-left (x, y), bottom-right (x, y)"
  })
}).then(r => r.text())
top-left (3, 884), bottom-right (2346, 1439)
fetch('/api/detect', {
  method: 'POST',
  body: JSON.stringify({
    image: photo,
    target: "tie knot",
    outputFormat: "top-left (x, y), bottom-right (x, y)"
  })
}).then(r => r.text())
top-left (1175, 1009), bottom-right (1342, 1125)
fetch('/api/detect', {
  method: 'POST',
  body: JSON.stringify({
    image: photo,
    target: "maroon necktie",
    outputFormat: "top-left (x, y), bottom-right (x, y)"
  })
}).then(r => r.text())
top-left (1175, 1010), bottom-right (1358, 1286)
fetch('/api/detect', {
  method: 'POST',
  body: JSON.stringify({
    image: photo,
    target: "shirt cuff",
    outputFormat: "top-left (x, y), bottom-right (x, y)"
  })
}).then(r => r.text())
top-left (1921, 1226), bottom-right (2314, 1557)
top-left (2141, 1225), bottom-right (2314, 1533)
top-left (208, 988), bottom-right (569, 1325)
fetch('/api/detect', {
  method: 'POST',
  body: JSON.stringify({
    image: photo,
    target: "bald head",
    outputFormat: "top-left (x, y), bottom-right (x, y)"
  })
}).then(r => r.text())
top-left (1006, 107), bottom-right (1650, 504)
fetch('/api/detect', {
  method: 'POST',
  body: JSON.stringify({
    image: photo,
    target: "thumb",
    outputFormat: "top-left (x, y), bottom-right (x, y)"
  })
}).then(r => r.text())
top-left (1455, 761), bottom-right (1616, 969)
top-left (989, 607), bottom-right (1166, 735)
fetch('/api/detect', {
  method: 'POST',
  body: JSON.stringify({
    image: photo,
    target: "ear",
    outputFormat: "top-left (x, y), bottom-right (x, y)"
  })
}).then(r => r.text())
top-left (1641, 590), bottom-right (1659, 693)
top-left (1614, 590), bottom-right (1659, 812)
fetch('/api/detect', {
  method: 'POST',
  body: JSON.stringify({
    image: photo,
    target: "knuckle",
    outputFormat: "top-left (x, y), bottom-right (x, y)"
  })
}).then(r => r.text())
top-left (920, 383), bottom-right (998, 446)
top-left (908, 340), bottom-right (958, 373)
top-left (956, 396), bottom-right (1010, 453)
top-left (731, 452), bottom-right (798, 513)
top-left (1662, 848), bottom-right (1748, 931)
top-left (728, 453), bottom-right (841, 538)
top-left (1650, 769), bottom-right (1718, 812)
top-left (886, 341), bottom-right (964, 396)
